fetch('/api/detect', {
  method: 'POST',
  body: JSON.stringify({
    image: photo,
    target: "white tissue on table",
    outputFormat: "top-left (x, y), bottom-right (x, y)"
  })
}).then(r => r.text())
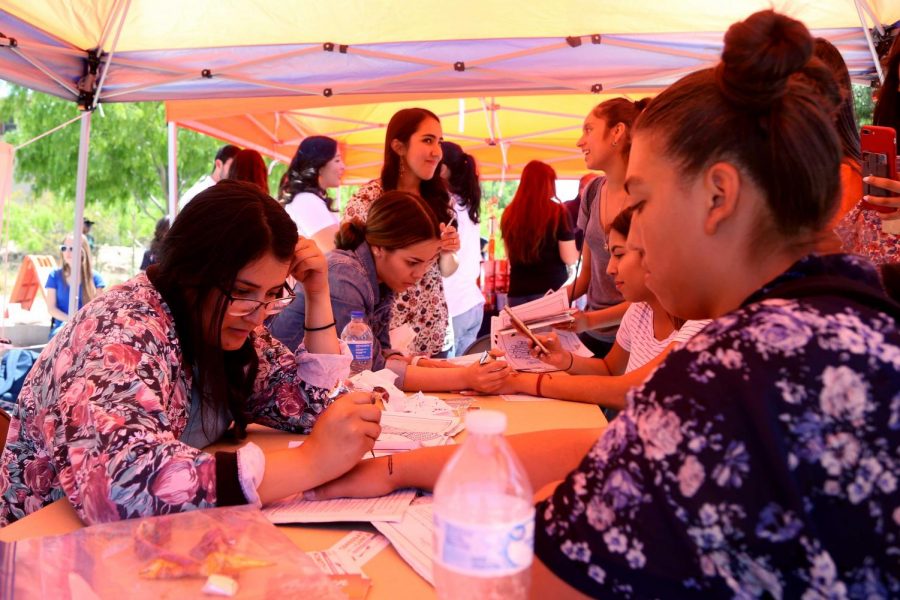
top-left (348, 369), bottom-right (454, 416)
top-left (347, 369), bottom-right (406, 403)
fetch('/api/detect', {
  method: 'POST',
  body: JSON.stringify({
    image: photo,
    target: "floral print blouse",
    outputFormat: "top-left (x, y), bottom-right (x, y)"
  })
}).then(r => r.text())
top-left (344, 180), bottom-right (450, 356)
top-left (535, 254), bottom-right (900, 598)
top-left (0, 274), bottom-right (338, 527)
top-left (835, 202), bottom-right (899, 266)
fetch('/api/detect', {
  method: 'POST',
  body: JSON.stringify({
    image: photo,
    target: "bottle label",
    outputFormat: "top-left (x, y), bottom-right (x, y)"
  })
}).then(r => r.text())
top-left (434, 511), bottom-right (535, 577)
top-left (347, 341), bottom-right (373, 361)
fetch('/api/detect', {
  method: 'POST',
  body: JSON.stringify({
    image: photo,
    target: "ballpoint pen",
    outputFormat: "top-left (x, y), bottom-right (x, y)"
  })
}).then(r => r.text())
top-left (478, 350), bottom-right (491, 365)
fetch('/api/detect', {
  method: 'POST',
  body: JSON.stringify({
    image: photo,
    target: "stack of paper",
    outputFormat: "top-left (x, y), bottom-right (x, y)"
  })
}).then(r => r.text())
top-left (378, 411), bottom-right (463, 449)
top-left (263, 489), bottom-right (417, 524)
top-left (372, 495), bottom-right (435, 585)
top-left (490, 288), bottom-right (593, 372)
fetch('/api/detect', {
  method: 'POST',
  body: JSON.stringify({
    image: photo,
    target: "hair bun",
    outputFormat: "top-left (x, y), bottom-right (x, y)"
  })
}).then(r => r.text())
top-left (335, 219), bottom-right (366, 251)
top-left (633, 97), bottom-right (651, 112)
top-left (716, 10), bottom-right (813, 110)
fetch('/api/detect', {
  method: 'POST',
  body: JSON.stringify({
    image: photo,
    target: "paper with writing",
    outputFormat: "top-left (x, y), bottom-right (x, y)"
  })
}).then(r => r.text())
top-left (263, 488), bottom-right (417, 524)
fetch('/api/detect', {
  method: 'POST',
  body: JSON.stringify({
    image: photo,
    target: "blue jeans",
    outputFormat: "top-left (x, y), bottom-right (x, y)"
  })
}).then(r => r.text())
top-left (450, 305), bottom-right (484, 357)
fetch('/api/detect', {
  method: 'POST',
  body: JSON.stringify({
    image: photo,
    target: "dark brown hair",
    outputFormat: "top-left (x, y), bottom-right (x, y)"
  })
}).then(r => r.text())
top-left (149, 180), bottom-right (297, 439)
top-left (335, 190), bottom-right (442, 252)
top-left (814, 37), bottom-right (861, 165)
top-left (591, 97), bottom-right (651, 158)
top-left (634, 10), bottom-right (842, 237)
top-left (873, 33), bottom-right (900, 149)
top-left (380, 108), bottom-right (451, 224)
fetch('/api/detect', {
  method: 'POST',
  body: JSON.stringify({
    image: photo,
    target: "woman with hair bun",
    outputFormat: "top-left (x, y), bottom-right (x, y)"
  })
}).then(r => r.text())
top-left (279, 136), bottom-right (345, 253)
top-left (270, 191), bottom-right (509, 393)
top-left (306, 11), bottom-right (900, 597)
top-left (559, 96), bottom-right (650, 357)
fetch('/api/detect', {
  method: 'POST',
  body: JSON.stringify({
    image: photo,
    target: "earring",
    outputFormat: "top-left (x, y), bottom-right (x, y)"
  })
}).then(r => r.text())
top-left (612, 140), bottom-right (618, 147)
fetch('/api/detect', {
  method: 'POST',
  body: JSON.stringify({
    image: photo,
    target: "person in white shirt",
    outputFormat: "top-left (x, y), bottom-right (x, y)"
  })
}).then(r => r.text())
top-left (179, 144), bottom-right (240, 211)
top-left (278, 136), bottom-right (345, 253)
top-left (439, 141), bottom-right (486, 356)
top-left (500, 204), bottom-right (710, 410)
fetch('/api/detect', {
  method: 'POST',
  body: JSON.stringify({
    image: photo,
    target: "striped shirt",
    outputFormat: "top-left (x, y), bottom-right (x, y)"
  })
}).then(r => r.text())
top-left (616, 302), bottom-right (710, 373)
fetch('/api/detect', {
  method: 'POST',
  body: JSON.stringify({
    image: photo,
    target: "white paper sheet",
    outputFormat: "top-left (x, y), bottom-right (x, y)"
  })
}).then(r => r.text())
top-left (264, 488), bottom-right (417, 524)
top-left (372, 495), bottom-right (435, 585)
top-left (500, 394), bottom-right (545, 402)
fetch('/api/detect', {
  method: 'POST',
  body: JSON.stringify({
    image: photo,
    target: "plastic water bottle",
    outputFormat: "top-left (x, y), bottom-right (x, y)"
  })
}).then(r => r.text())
top-left (433, 410), bottom-right (534, 600)
top-left (340, 311), bottom-right (374, 376)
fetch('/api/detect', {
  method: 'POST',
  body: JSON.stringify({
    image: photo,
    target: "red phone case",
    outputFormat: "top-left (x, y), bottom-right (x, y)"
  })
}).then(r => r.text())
top-left (861, 125), bottom-right (898, 213)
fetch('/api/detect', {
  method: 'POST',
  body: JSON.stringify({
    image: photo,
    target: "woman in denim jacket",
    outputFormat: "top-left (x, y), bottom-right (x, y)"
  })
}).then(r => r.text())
top-left (271, 191), bottom-right (509, 393)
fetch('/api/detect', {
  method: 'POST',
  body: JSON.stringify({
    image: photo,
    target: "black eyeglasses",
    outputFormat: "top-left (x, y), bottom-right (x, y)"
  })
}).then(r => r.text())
top-left (60, 245), bottom-right (74, 252)
top-left (221, 283), bottom-right (295, 317)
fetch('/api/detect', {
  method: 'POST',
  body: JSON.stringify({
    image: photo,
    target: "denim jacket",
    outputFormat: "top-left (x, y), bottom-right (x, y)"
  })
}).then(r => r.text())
top-left (269, 242), bottom-right (406, 382)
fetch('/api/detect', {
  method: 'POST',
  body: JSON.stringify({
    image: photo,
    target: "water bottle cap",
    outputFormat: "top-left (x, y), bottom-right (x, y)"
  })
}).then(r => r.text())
top-left (350, 311), bottom-right (365, 319)
top-left (465, 409), bottom-right (506, 434)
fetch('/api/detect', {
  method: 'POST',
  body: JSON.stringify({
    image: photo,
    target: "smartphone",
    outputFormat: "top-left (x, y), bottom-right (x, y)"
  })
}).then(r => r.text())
top-left (502, 306), bottom-right (550, 355)
top-left (861, 125), bottom-right (898, 213)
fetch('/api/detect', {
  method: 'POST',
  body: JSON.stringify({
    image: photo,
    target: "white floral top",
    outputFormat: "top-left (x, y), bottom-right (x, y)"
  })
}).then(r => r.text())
top-left (535, 254), bottom-right (900, 597)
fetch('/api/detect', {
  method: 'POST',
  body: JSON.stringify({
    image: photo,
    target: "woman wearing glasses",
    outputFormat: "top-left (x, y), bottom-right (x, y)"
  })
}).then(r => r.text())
top-left (45, 233), bottom-right (105, 338)
top-left (270, 190), bottom-right (510, 393)
top-left (0, 181), bottom-right (380, 527)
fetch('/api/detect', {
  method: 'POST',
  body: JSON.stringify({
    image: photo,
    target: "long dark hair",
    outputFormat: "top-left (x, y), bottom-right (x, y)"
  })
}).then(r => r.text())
top-left (335, 191), bottom-right (442, 253)
top-left (635, 10), bottom-right (842, 238)
top-left (148, 216), bottom-right (171, 260)
top-left (148, 180), bottom-right (298, 439)
top-left (501, 160), bottom-right (565, 264)
top-left (440, 141), bottom-right (481, 224)
top-left (814, 37), bottom-right (861, 165)
top-left (381, 108), bottom-right (451, 223)
top-left (873, 33), bottom-right (900, 149)
top-left (279, 136), bottom-right (339, 211)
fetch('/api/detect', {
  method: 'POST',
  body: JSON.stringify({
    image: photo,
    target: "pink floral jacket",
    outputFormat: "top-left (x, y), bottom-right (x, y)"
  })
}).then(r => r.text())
top-left (0, 274), bottom-right (336, 526)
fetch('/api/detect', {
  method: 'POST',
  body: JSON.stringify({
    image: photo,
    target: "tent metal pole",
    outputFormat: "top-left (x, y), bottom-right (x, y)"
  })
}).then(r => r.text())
top-left (244, 114), bottom-right (281, 144)
top-left (100, 72), bottom-right (201, 101)
top-left (167, 122), bottom-right (178, 219)
top-left (857, 0), bottom-right (885, 36)
top-left (854, 0), bottom-right (884, 82)
top-left (10, 48), bottom-right (79, 97)
top-left (92, 0), bottom-right (132, 110)
top-left (69, 112), bottom-right (92, 318)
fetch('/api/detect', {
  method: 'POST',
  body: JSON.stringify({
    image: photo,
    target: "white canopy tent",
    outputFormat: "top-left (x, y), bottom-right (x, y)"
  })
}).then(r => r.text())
top-left (0, 0), bottom-right (897, 313)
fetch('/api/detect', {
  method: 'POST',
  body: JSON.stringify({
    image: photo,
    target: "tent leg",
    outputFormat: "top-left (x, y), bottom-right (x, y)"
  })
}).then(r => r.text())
top-left (69, 112), bottom-right (92, 317)
top-left (854, 0), bottom-right (884, 83)
top-left (167, 122), bottom-right (178, 220)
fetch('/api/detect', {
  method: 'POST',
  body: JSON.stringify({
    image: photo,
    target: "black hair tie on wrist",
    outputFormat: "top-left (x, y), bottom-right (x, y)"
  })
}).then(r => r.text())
top-left (305, 321), bottom-right (336, 332)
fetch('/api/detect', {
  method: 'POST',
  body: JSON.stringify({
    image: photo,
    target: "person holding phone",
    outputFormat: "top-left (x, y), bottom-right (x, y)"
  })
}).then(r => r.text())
top-left (300, 11), bottom-right (900, 597)
top-left (498, 205), bottom-right (710, 410)
top-left (835, 32), bottom-right (900, 264)
top-left (269, 191), bottom-right (510, 394)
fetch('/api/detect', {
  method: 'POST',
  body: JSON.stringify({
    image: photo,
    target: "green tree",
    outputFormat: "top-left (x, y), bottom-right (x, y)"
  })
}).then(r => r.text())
top-left (853, 83), bottom-right (875, 126)
top-left (1, 86), bottom-right (222, 220)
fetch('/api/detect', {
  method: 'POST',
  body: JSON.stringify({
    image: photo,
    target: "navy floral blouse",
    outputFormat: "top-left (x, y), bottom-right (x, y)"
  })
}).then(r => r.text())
top-left (535, 254), bottom-right (899, 598)
top-left (0, 274), bottom-right (340, 527)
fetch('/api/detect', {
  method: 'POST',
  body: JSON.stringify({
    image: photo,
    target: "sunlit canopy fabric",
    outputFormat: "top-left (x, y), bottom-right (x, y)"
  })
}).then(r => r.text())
top-left (0, 1), bottom-right (897, 180)
top-left (0, 1), bottom-right (896, 103)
